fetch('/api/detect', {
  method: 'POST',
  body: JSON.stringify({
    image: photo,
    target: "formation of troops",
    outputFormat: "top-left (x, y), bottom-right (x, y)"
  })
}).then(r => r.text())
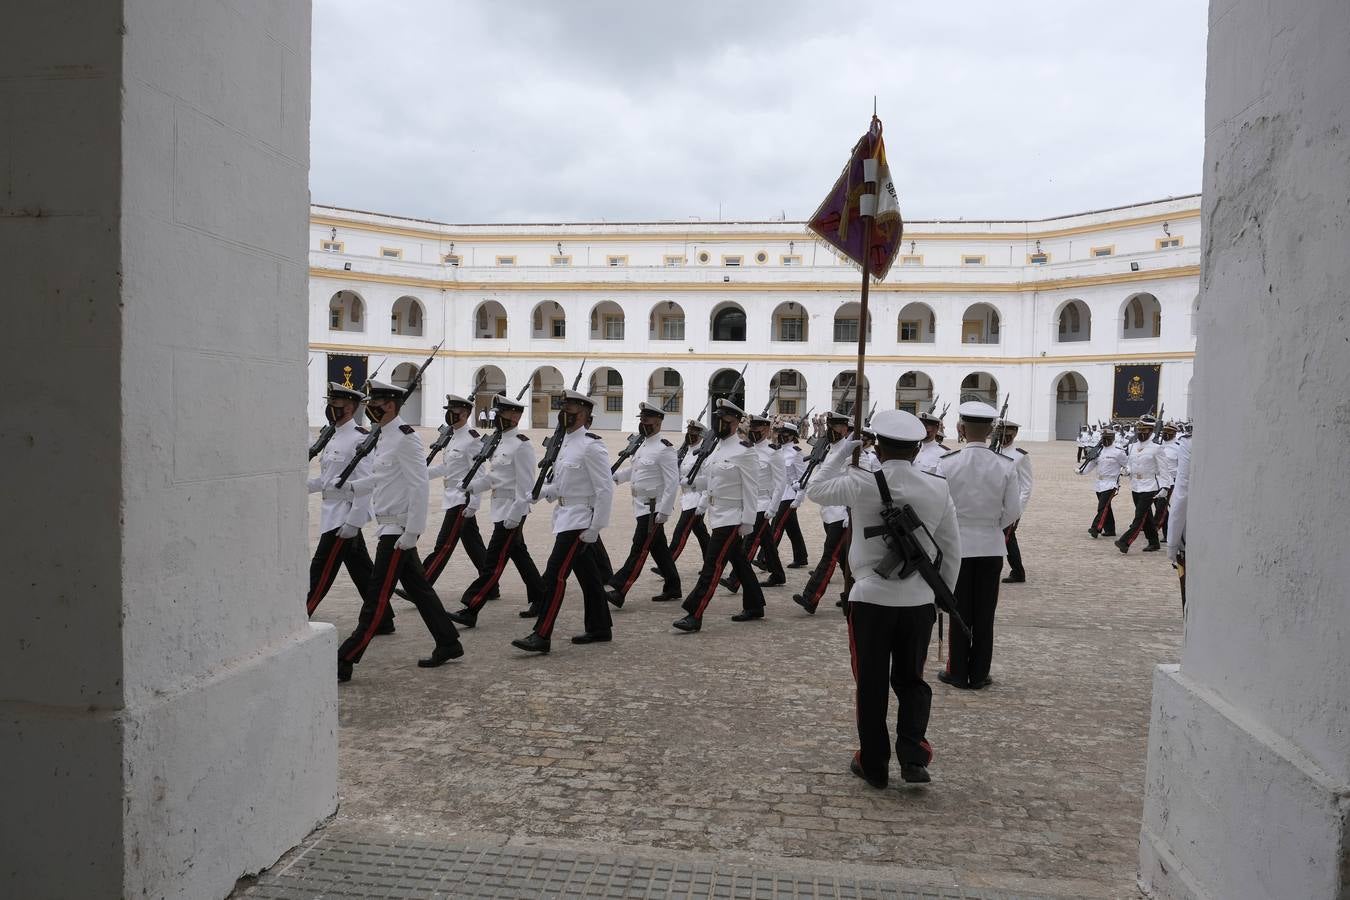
top-left (306, 375), bottom-right (1184, 789)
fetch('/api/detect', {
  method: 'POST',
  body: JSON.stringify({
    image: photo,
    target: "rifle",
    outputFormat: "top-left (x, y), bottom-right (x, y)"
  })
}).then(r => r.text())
top-left (426, 372), bottom-right (487, 465)
top-left (797, 409), bottom-right (847, 492)
top-left (1153, 404), bottom-right (1166, 444)
top-left (863, 401), bottom-right (878, 428)
top-left (308, 356), bottom-right (387, 460)
top-left (334, 342), bottom-right (442, 488)
top-left (458, 380), bottom-right (530, 493)
top-left (611, 431), bottom-right (644, 474)
top-left (987, 393), bottom-right (1012, 454)
top-left (862, 469), bottom-right (971, 639)
top-left (1077, 432), bottom-right (1108, 473)
top-left (532, 358), bottom-right (589, 500)
top-left (760, 388), bottom-right (779, 418)
top-left (684, 364), bottom-right (747, 486)
top-left (926, 394), bottom-right (940, 415)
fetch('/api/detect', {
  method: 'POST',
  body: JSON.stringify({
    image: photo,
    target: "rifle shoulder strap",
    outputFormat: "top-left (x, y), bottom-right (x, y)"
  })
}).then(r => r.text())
top-left (872, 468), bottom-right (894, 509)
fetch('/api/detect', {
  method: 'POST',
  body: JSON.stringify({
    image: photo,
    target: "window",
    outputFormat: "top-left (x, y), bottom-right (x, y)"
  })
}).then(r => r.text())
top-left (900, 254), bottom-right (922, 267)
top-left (550, 255), bottom-right (571, 266)
top-left (349, 303), bottom-right (360, 324)
top-left (722, 255), bottom-right (742, 267)
top-left (659, 316), bottom-right (684, 340)
top-left (962, 254), bottom-right (986, 266)
top-left (552, 319), bottom-right (566, 338)
top-left (1091, 245), bottom-right (1114, 258)
top-left (390, 312), bottom-right (400, 331)
top-left (778, 317), bottom-right (804, 342)
top-left (603, 316), bottom-right (624, 340)
top-left (607, 370), bottom-right (623, 387)
top-left (779, 399), bottom-right (797, 415)
top-left (496, 255), bottom-right (516, 265)
top-left (834, 318), bottom-right (860, 342)
top-left (712, 307), bottom-right (746, 341)
top-left (899, 320), bottom-right (920, 342)
top-left (754, 251), bottom-right (768, 264)
top-left (477, 307), bottom-right (487, 331)
top-left (443, 253), bottom-right (461, 266)
top-left (606, 396), bottom-right (623, 412)
top-left (380, 247), bottom-right (403, 260)
top-left (1028, 252), bottom-right (1049, 265)
top-left (1157, 237), bottom-right (1183, 250)
top-left (321, 240), bottom-right (343, 253)
top-left (898, 372), bottom-right (918, 388)
top-left (663, 370), bottom-right (681, 388)
top-left (329, 307), bottom-right (342, 329)
top-left (777, 371), bottom-right (799, 387)
top-left (780, 255), bottom-right (802, 266)
top-left (607, 255), bottom-right (627, 267)
top-left (664, 255), bottom-right (685, 267)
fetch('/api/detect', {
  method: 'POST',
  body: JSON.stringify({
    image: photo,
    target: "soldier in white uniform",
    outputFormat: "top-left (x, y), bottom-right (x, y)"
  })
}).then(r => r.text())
top-left (1116, 414), bottom-right (1163, 554)
top-left (672, 400), bottom-right (764, 632)
top-left (305, 382), bottom-right (392, 634)
top-left (935, 401), bottom-right (1022, 690)
top-left (667, 420), bottom-right (710, 564)
top-left (807, 410), bottom-right (961, 788)
top-left (792, 411), bottom-right (854, 614)
top-left (1167, 428), bottom-right (1192, 608)
top-left (607, 402), bottom-right (682, 605)
top-left (722, 414), bottom-right (786, 591)
top-left (914, 409), bottom-right (950, 475)
top-left (453, 395), bottom-right (545, 626)
top-left (760, 422), bottom-right (809, 570)
top-left (422, 394), bottom-right (494, 593)
top-left (993, 420), bottom-right (1034, 584)
top-left (512, 390), bottom-right (614, 653)
top-left (337, 381), bottom-right (463, 683)
top-left (1152, 422), bottom-right (1181, 540)
top-left (1081, 428), bottom-right (1127, 537)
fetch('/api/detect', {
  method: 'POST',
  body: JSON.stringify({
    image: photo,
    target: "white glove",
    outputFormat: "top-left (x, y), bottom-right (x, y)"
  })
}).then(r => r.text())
top-left (394, 531), bottom-right (419, 551)
top-left (837, 438), bottom-right (862, 457)
top-left (580, 528), bottom-right (600, 543)
top-left (337, 524), bottom-right (360, 540)
top-left (541, 482), bottom-right (559, 502)
top-left (654, 513), bottom-right (669, 525)
top-left (326, 478), bottom-right (355, 496)
top-left (739, 523), bottom-right (754, 537)
top-left (790, 496), bottom-right (803, 509)
top-left (1157, 488), bottom-right (1171, 501)
top-left (504, 517), bottom-right (522, 530)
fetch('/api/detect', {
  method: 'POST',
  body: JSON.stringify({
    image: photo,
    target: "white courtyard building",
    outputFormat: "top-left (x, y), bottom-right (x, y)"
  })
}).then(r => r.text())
top-left (307, 195), bottom-right (1199, 440)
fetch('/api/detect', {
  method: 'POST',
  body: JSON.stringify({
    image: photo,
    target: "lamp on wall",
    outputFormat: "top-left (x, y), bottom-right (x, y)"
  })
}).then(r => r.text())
top-left (1035, 239), bottom-right (1042, 252)
top-left (557, 241), bottom-right (563, 255)
top-left (910, 240), bottom-right (916, 254)
top-left (1130, 262), bottom-right (1141, 272)
top-left (330, 226), bottom-right (337, 241)
top-left (789, 240), bottom-right (795, 254)
top-left (1163, 222), bottom-right (1171, 237)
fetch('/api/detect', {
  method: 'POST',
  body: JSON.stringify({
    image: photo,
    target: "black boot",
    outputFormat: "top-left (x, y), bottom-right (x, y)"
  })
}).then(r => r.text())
top-left (510, 633), bottom-right (550, 654)
top-left (671, 614), bottom-right (701, 632)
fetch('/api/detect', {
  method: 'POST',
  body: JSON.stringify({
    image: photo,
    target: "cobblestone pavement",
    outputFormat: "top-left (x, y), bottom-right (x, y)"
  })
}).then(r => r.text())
top-left (292, 433), bottom-right (1181, 899)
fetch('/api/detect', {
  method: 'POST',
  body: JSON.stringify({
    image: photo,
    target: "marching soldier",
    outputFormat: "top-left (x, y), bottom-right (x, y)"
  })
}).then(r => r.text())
top-left (422, 394), bottom-right (495, 597)
top-left (306, 382), bottom-right (393, 634)
top-left (1153, 422), bottom-right (1180, 541)
top-left (1116, 414), bottom-right (1163, 554)
top-left (1082, 427), bottom-right (1127, 537)
top-left (935, 401), bottom-right (1021, 690)
top-left (993, 420), bottom-right (1033, 584)
top-left (582, 410), bottom-right (616, 585)
top-left (337, 381), bottom-right (464, 683)
top-left (667, 420), bottom-right (711, 564)
top-left (512, 391), bottom-right (614, 653)
top-left (792, 411), bottom-right (853, 614)
top-left (721, 414), bottom-right (786, 591)
top-left (915, 409), bottom-right (949, 474)
top-left (761, 422), bottom-right (809, 569)
top-left (672, 399), bottom-right (764, 632)
top-left (451, 395), bottom-right (545, 627)
top-left (606, 402), bottom-right (682, 605)
top-left (806, 410), bottom-right (961, 787)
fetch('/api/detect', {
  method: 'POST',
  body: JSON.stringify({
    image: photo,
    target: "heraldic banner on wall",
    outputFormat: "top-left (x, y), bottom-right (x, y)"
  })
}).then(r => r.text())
top-left (327, 354), bottom-right (368, 391)
top-left (1112, 364), bottom-right (1161, 418)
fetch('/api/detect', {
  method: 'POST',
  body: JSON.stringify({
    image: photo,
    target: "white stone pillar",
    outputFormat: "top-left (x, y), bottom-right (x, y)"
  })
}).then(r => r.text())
top-left (1138, 1), bottom-right (1350, 897)
top-left (0, 3), bottom-right (336, 898)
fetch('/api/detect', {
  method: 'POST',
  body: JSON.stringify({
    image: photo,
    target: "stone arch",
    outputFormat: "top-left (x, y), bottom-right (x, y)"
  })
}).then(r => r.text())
top-left (1055, 298), bottom-right (1091, 343)
top-left (527, 365), bottom-right (564, 429)
top-left (530, 300), bottom-right (566, 339)
top-left (472, 300), bottom-right (508, 339)
top-left (589, 300), bottom-right (625, 341)
top-left (770, 301), bottom-right (808, 342)
top-left (1053, 371), bottom-right (1089, 440)
top-left (769, 369), bottom-right (807, 417)
top-left (470, 364), bottom-right (506, 423)
top-left (709, 367), bottom-right (745, 410)
top-left (897, 302), bottom-right (936, 343)
top-left (647, 367), bottom-right (684, 429)
top-left (710, 302), bottom-right (747, 341)
top-left (960, 371), bottom-right (999, 405)
top-left (328, 290), bottom-right (364, 333)
top-left (390, 295), bottom-right (424, 336)
top-left (833, 301), bottom-right (872, 343)
top-left (588, 367), bottom-right (623, 429)
top-left (832, 370), bottom-right (870, 416)
top-left (649, 301), bottom-right (686, 341)
top-left (895, 370), bottom-right (935, 414)
top-left (390, 361), bottom-right (423, 425)
top-left (959, 302), bottom-right (1001, 344)
top-left (1122, 292), bottom-right (1162, 339)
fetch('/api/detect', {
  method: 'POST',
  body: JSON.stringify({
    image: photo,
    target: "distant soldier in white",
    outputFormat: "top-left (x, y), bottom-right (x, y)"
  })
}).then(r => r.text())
top-left (1115, 414), bottom-right (1163, 554)
top-left (1081, 427), bottom-right (1126, 537)
top-left (666, 420), bottom-right (711, 564)
top-left (914, 410), bottom-right (949, 474)
top-left (1167, 427), bottom-right (1192, 608)
top-left (759, 422), bottom-right (810, 570)
top-left (606, 402), bottom-right (682, 605)
top-left (421, 394), bottom-right (495, 598)
top-left (992, 420), bottom-right (1033, 584)
top-left (721, 414), bottom-right (787, 591)
top-left (336, 381), bottom-right (464, 683)
top-left (306, 382), bottom-right (396, 633)
top-left (806, 410), bottom-right (961, 787)
top-left (935, 402), bottom-right (1021, 690)
top-left (792, 412), bottom-right (854, 614)
top-left (452, 395), bottom-right (545, 627)
top-left (1152, 422), bottom-right (1181, 541)
top-left (1075, 425), bottom-right (1094, 463)
top-left (513, 391), bottom-right (614, 653)
top-left (857, 427), bottom-right (880, 471)
top-left (672, 400), bottom-right (764, 632)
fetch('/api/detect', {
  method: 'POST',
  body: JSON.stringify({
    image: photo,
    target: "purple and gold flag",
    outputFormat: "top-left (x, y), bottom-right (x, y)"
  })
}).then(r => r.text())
top-left (807, 116), bottom-right (904, 280)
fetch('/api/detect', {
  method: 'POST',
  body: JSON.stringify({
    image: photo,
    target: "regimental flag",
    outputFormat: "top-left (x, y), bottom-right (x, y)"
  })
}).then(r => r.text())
top-left (1112, 364), bottom-right (1162, 419)
top-left (808, 115), bottom-right (904, 280)
top-left (327, 354), bottom-right (368, 392)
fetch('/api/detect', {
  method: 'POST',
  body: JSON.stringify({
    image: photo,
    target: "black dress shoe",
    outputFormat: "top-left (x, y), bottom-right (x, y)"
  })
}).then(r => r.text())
top-left (730, 609), bottom-right (764, 622)
top-left (337, 659), bottom-right (353, 683)
top-left (900, 763), bottom-right (931, 784)
top-left (519, 604), bottom-right (542, 618)
top-left (973, 676), bottom-right (994, 689)
top-left (850, 753), bottom-right (887, 789)
top-left (936, 670), bottom-right (969, 689)
top-left (750, 559), bottom-right (767, 571)
top-left (650, 592), bottom-right (681, 602)
top-left (1142, 543), bottom-right (1162, 552)
top-left (447, 608), bottom-right (477, 628)
top-left (759, 577), bottom-right (786, 587)
top-left (485, 590), bottom-right (501, 602)
top-left (417, 641), bottom-right (464, 667)
top-left (1115, 538), bottom-right (1130, 554)
top-left (1088, 527), bottom-right (1100, 538)
top-left (603, 587), bottom-right (625, 609)
top-left (671, 615), bottom-right (701, 632)
top-left (1102, 531), bottom-right (1117, 537)
top-left (718, 576), bottom-right (739, 593)
top-left (835, 597), bottom-right (847, 609)
top-left (375, 620), bottom-right (397, 635)
top-left (510, 633), bottom-right (550, 654)
top-left (787, 560), bottom-right (809, 569)
top-left (649, 566), bottom-right (661, 576)
top-left (571, 631), bottom-right (612, 644)
top-left (792, 594), bottom-right (816, 615)
top-left (1001, 575), bottom-right (1025, 584)
top-left (393, 587), bottom-right (411, 602)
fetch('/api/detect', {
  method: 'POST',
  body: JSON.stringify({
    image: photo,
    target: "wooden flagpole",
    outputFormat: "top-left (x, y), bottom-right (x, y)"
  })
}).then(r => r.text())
top-left (852, 130), bottom-right (879, 461)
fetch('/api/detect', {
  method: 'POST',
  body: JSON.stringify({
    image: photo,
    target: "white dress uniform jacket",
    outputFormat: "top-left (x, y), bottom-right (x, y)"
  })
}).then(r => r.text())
top-left (858, 447), bottom-right (881, 472)
top-left (753, 440), bottom-right (787, 515)
top-left (426, 425), bottom-right (490, 511)
top-left (308, 418), bottom-right (374, 533)
top-left (486, 426), bottom-right (537, 525)
top-left (936, 446), bottom-right (1022, 558)
top-left (807, 442), bottom-right (961, 608)
top-left (1157, 438), bottom-right (1180, 491)
top-left (1167, 438), bottom-right (1192, 564)
top-left (998, 447), bottom-right (1034, 512)
top-left (1126, 439), bottom-right (1162, 492)
top-left (348, 416), bottom-right (429, 539)
top-left (541, 429), bottom-right (614, 534)
top-left (614, 433), bottom-right (678, 519)
top-left (678, 446), bottom-right (707, 512)
top-left (1081, 445), bottom-right (1128, 492)
top-left (915, 440), bottom-right (948, 475)
top-left (692, 435), bottom-right (760, 530)
top-left (779, 443), bottom-right (807, 504)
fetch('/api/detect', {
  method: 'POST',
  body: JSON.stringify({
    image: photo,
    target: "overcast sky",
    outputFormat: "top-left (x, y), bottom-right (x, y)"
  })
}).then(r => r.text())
top-left (311, 0), bottom-right (1207, 224)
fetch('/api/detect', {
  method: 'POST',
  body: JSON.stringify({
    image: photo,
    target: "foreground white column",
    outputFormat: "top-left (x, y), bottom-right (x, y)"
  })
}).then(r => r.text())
top-left (0, 3), bottom-right (336, 898)
top-left (1138, 1), bottom-right (1350, 897)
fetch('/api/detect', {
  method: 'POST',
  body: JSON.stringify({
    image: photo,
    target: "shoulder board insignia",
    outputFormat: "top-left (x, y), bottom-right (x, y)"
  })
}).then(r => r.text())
top-left (923, 470), bottom-right (947, 479)
top-left (355, 426), bottom-right (369, 434)
top-left (398, 424), bottom-right (415, 435)
top-left (1016, 447), bottom-right (1028, 455)
top-left (739, 440), bottom-right (752, 448)
top-left (468, 429), bottom-right (480, 438)
top-left (939, 449), bottom-right (960, 458)
top-left (517, 433), bottom-right (530, 441)
top-left (585, 432), bottom-right (602, 440)
top-left (938, 444), bottom-right (951, 451)
top-left (660, 438), bottom-right (673, 447)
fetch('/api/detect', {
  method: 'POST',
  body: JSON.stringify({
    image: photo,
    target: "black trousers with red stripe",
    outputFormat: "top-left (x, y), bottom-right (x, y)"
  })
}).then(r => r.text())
top-left (532, 530), bottom-right (611, 639)
top-left (1090, 489), bottom-right (1117, 535)
top-left (461, 520), bottom-right (544, 613)
top-left (668, 507), bottom-right (709, 562)
top-left (848, 602), bottom-right (936, 780)
top-left (610, 513), bottom-right (681, 599)
top-left (337, 534), bottom-right (459, 665)
top-left (591, 535), bottom-right (614, 584)
top-left (1004, 522), bottom-right (1025, 579)
top-left (681, 524), bottom-right (765, 619)
top-left (724, 511), bottom-right (781, 589)
top-left (422, 505), bottom-right (491, 586)
top-left (1152, 492), bottom-right (1171, 540)
top-left (946, 556), bottom-right (1002, 687)
top-left (306, 528), bottom-right (391, 627)
top-left (1122, 490), bottom-right (1160, 547)
top-left (764, 499), bottom-right (808, 566)
top-left (797, 520), bottom-right (848, 611)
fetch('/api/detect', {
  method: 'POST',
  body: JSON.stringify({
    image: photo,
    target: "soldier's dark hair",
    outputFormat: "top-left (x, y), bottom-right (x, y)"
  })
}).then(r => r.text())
top-left (875, 437), bottom-right (920, 462)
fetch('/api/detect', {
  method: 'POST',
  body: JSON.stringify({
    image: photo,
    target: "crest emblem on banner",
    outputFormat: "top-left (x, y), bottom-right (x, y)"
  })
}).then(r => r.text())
top-left (1127, 376), bottom-right (1144, 400)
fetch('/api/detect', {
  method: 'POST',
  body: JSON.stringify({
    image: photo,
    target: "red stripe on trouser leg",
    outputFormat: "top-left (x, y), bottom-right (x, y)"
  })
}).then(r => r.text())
top-left (1094, 490), bottom-right (1115, 530)
top-left (344, 547), bottom-right (401, 662)
top-left (424, 513), bottom-right (464, 582)
top-left (670, 513), bottom-right (693, 559)
top-left (693, 529), bottom-right (741, 618)
top-left (307, 537), bottom-right (347, 615)
top-left (537, 535), bottom-right (583, 638)
top-left (619, 522), bottom-right (657, 596)
top-left (771, 507), bottom-right (790, 545)
top-left (466, 528), bottom-right (518, 611)
top-left (804, 538), bottom-right (843, 609)
top-left (919, 738), bottom-right (933, 766)
top-left (846, 607), bottom-right (860, 730)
